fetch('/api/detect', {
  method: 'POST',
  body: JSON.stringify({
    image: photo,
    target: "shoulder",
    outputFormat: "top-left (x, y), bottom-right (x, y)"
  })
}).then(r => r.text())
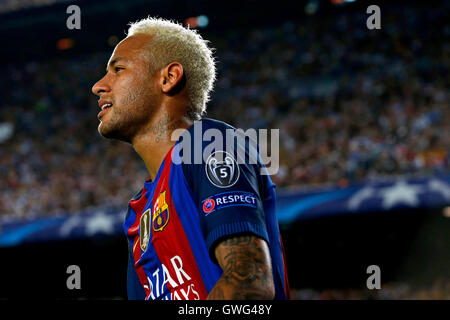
top-left (178, 117), bottom-right (259, 161)
top-left (184, 117), bottom-right (237, 137)
top-left (176, 117), bottom-right (262, 182)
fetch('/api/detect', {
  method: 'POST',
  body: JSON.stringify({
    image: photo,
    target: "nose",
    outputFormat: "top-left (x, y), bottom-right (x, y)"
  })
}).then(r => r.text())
top-left (92, 75), bottom-right (111, 96)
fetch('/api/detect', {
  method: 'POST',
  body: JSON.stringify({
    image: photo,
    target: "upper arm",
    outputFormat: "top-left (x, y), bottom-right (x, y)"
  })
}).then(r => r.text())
top-left (178, 122), bottom-right (270, 262)
top-left (176, 120), bottom-right (275, 299)
top-left (210, 233), bottom-right (275, 299)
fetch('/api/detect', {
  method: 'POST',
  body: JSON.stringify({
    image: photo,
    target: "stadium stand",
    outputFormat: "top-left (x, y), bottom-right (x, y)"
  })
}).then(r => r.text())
top-left (0, 3), bottom-right (448, 219)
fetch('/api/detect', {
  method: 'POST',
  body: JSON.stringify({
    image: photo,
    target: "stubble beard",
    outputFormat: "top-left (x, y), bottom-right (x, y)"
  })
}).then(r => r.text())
top-left (98, 85), bottom-right (157, 144)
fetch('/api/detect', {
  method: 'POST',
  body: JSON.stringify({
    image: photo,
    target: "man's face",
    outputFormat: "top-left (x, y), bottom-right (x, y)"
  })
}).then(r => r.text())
top-left (92, 34), bottom-right (157, 143)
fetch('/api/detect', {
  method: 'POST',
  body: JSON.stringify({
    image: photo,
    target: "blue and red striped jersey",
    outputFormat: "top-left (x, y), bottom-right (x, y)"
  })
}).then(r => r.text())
top-left (123, 118), bottom-right (290, 300)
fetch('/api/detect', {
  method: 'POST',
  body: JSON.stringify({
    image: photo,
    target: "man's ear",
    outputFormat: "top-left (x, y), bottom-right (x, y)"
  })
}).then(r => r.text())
top-left (159, 62), bottom-right (185, 94)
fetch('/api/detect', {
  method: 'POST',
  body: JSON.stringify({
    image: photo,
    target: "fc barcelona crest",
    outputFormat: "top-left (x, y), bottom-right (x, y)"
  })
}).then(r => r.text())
top-left (140, 208), bottom-right (151, 251)
top-left (153, 191), bottom-right (170, 232)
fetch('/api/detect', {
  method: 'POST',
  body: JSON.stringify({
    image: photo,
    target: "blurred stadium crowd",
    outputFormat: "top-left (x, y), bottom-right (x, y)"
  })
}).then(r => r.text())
top-left (0, 4), bottom-right (448, 219)
top-left (291, 278), bottom-right (450, 300)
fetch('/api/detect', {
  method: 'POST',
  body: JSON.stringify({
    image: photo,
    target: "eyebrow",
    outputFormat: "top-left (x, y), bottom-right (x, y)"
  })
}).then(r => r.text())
top-left (106, 57), bottom-right (129, 71)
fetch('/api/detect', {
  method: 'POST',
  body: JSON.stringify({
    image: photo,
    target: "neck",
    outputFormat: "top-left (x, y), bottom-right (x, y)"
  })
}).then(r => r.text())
top-left (132, 112), bottom-right (193, 181)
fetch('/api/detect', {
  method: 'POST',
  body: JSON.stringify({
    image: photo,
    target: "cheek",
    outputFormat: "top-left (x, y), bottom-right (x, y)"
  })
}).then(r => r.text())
top-left (117, 75), bottom-right (150, 106)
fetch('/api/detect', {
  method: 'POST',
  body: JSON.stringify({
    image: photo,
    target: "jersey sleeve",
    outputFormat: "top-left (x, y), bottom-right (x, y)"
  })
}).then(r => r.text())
top-left (180, 123), bottom-right (269, 263)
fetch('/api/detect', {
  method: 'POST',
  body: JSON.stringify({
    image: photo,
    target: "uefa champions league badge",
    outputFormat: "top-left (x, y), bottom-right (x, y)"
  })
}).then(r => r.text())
top-left (205, 151), bottom-right (240, 188)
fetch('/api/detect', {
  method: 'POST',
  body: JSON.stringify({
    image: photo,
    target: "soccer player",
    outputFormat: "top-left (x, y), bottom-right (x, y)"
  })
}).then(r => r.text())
top-left (91, 17), bottom-right (289, 300)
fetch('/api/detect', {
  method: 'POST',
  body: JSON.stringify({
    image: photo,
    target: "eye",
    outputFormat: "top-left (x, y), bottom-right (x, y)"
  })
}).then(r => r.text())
top-left (115, 66), bottom-right (124, 72)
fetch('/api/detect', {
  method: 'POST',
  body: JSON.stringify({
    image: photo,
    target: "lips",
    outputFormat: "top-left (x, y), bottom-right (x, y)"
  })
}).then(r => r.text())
top-left (98, 101), bottom-right (113, 120)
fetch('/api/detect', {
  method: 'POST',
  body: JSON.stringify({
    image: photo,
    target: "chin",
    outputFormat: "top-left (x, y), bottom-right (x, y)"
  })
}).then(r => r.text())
top-left (98, 122), bottom-right (109, 138)
top-left (98, 121), bottom-right (132, 143)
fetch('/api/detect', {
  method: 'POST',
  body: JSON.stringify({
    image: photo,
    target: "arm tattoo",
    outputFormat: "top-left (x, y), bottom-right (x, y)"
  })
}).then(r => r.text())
top-left (207, 234), bottom-right (275, 300)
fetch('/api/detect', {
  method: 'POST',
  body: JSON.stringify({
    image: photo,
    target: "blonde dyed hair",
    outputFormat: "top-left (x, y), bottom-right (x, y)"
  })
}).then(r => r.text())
top-left (127, 17), bottom-right (216, 119)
